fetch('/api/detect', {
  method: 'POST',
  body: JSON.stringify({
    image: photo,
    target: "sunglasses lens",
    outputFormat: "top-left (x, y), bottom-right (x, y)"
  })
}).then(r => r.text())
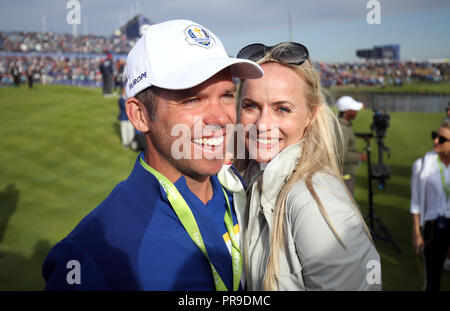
top-left (237, 42), bottom-right (310, 65)
top-left (432, 131), bottom-right (449, 144)
top-left (237, 44), bottom-right (266, 61)
top-left (271, 43), bottom-right (309, 65)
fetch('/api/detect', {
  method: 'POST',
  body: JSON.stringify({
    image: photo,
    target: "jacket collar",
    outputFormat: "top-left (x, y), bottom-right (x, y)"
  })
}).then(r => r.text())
top-left (217, 164), bottom-right (247, 235)
top-left (218, 165), bottom-right (246, 193)
top-left (246, 141), bottom-right (302, 214)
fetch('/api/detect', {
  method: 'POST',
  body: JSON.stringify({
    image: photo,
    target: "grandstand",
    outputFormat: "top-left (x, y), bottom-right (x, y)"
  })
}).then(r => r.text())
top-left (0, 18), bottom-right (448, 89)
top-left (356, 45), bottom-right (400, 62)
top-left (117, 14), bottom-right (153, 40)
top-left (0, 14), bottom-right (142, 88)
top-left (318, 60), bottom-right (448, 88)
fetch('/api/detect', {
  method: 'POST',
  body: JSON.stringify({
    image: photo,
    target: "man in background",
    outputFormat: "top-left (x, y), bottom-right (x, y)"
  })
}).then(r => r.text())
top-left (114, 59), bottom-right (126, 95)
top-left (118, 89), bottom-right (138, 150)
top-left (99, 52), bottom-right (113, 96)
top-left (337, 96), bottom-right (367, 195)
top-left (10, 62), bottom-right (21, 87)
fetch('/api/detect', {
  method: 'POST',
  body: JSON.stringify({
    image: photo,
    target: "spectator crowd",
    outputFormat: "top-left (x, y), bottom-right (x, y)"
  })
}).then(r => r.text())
top-left (0, 31), bottom-right (448, 89)
top-left (319, 61), bottom-right (448, 88)
top-left (0, 31), bottom-right (133, 54)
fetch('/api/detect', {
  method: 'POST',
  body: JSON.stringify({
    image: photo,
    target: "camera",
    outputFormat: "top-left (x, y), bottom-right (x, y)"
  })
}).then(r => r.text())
top-left (370, 109), bottom-right (391, 183)
top-left (356, 107), bottom-right (400, 253)
top-left (371, 163), bottom-right (390, 181)
top-left (371, 109), bottom-right (390, 138)
top-left (356, 109), bottom-right (391, 183)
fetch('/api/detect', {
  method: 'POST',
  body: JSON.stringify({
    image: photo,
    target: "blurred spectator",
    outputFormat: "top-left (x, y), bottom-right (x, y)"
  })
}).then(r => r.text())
top-left (10, 62), bottom-right (20, 86)
top-left (445, 102), bottom-right (450, 273)
top-left (99, 53), bottom-right (114, 96)
top-left (27, 66), bottom-right (35, 88)
top-left (411, 121), bottom-right (450, 291)
top-left (335, 96), bottom-right (367, 195)
top-left (114, 59), bottom-right (125, 94)
top-left (118, 89), bottom-right (136, 149)
top-left (118, 89), bottom-right (146, 151)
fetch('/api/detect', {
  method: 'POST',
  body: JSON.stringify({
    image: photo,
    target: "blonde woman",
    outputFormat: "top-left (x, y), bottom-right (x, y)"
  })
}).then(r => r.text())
top-left (233, 42), bottom-right (381, 290)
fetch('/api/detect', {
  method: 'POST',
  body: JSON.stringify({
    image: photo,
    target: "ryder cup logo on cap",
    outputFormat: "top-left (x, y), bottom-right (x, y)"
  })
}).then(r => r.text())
top-left (124, 19), bottom-right (263, 99)
top-left (184, 25), bottom-right (215, 48)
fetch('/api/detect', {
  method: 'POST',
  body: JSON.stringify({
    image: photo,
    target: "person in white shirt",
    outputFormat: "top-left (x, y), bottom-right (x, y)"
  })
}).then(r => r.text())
top-left (411, 121), bottom-right (450, 291)
top-left (444, 103), bottom-right (450, 271)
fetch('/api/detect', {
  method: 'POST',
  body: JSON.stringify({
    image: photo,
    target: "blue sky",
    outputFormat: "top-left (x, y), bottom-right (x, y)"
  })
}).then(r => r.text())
top-left (0, 0), bottom-right (449, 62)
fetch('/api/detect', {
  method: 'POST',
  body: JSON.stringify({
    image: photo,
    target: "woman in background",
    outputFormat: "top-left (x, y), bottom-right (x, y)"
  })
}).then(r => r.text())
top-left (411, 121), bottom-right (450, 291)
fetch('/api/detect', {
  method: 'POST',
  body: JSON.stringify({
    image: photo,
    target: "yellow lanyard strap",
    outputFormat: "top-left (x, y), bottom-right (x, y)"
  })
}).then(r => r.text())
top-left (140, 157), bottom-right (242, 291)
top-left (437, 156), bottom-right (450, 198)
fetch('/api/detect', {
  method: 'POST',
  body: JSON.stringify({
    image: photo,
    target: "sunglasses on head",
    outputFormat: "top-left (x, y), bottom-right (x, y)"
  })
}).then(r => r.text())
top-left (236, 42), bottom-right (309, 65)
top-left (431, 131), bottom-right (450, 144)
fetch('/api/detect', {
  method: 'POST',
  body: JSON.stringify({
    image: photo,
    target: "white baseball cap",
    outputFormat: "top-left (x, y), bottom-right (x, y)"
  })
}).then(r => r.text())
top-left (125, 19), bottom-right (263, 99)
top-left (336, 96), bottom-right (364, 111)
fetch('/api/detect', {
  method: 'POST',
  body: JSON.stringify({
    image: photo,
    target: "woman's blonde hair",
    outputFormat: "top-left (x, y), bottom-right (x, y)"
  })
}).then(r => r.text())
top-left (234, 44), bottom-right (373, 290)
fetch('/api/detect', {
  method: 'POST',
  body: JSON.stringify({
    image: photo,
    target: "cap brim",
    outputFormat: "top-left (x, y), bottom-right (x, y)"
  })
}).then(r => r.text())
top-left (352, 102), bottom-right (364, 111)
top-left (151, 57), bottom-right (263, 90)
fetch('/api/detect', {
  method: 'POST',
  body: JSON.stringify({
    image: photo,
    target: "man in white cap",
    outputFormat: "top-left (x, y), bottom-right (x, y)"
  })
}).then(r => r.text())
top-left (336, 96), bottom-right (367, 195)
top-left (42, 19), bottom-right (262, 290)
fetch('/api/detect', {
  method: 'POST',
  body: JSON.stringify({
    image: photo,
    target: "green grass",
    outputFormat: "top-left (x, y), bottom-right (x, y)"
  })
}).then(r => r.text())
top-left (0, 85), bottom-right (136, 290)
top-left (0, 84), bottom-right (449, 290)
top-left (330, 81), bottom-right (450, 95)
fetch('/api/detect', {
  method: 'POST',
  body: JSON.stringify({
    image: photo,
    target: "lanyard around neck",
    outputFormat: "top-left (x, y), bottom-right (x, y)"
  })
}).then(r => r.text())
top-left (437, 156), bottom-right (450, 198)
top-left (139, 157), bottom-right (242, 291)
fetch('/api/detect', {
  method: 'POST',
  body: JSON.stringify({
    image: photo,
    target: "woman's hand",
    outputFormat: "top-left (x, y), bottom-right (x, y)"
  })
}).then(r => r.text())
top-left (411, 213), bottom-right (424, 255)
top-left (412, 232), bottom-right (424, 255)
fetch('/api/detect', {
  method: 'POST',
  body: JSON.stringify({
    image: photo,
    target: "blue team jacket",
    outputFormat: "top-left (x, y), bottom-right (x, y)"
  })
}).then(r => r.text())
top-left (42, 154), bottom-right (241, 290)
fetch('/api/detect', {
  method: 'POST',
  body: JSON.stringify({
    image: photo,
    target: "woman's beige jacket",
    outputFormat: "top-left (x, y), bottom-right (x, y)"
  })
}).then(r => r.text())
top-left (219, 143), bottom-right (381, 291)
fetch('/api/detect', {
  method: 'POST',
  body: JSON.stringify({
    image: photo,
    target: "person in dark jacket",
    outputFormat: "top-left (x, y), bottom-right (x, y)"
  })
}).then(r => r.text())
top-left (99, 53), bottom-right (114, 96)
top-left (10, 62), bottom-right (21, 87)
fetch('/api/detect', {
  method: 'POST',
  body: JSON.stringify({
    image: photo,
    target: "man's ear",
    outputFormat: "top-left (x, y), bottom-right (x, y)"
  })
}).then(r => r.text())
top-left (126, 97), bottom-right (150, 133)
